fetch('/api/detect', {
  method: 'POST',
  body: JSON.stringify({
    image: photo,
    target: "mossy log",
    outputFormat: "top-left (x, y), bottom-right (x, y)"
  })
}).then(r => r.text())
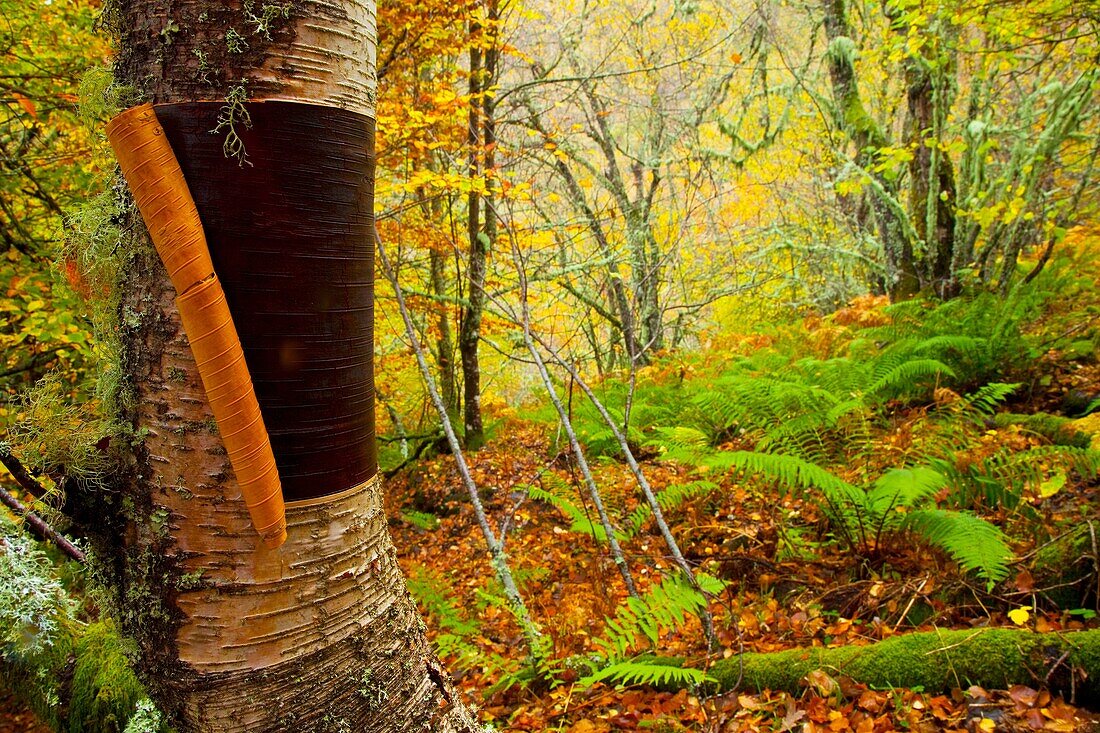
top-left (708, 628), bottom-right (1100, 705)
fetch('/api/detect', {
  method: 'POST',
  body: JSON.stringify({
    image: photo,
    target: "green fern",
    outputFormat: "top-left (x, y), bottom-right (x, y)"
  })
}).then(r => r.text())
top-left (524, 475), bottom-right (618, 541)
top-left (963, 383), bottom-right (1020, 416)
top-left (407, 567), bottom-right (480, 638)
top-left (406, 567), bottom-right (484, 672)
top-left (865, 467), bottom-right (946, 519)
top-left (867, 356), bottom-right (955, 398)
top-left (931, 445), bottom-right (1100, 511)
top-left (707, 450), bottom-right (866, 506)
top-left (902, 509), bottom-right (1013, 583)
top-left (578, 658), bottom-right (713, 688)
top-left (623, 480), bottom-right (720, 537)
top-left (596, 573), bottom-right (721, 659)
top-left (712, 452), bottom-right (1013, 584)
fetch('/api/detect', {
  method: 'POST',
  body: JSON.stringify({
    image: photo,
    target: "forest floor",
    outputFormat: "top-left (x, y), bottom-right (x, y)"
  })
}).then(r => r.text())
top-left (384, 418), bottom-right (1100, 732)
top-left (381, 269), bottom-right (1100, 732)
top-left (0, 689), bottom-right (47, 733)
top-left (5, 250), bottom-right (1100, 731)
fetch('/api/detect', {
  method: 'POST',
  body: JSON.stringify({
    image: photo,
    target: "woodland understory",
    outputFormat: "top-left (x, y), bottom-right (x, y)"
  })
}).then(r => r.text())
top-left (4, 0), bottom-right (1100, 730)
top-left (11, 251), bottom-right (1100, 730)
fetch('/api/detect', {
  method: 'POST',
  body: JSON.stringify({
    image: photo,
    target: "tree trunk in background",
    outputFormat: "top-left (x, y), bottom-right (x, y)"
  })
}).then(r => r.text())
top-left (821, 0), bottom-right (919, 301)
top-left (430, 246), bottom-right (459, 417)
top-left (893, 7), bottom-right (959, 298)
top-left (86, 2), bottom-right (477, 730)
top-left (459, 6), bottom-right (494, 451)
top-left (904, 61), bottom-right (958, 297)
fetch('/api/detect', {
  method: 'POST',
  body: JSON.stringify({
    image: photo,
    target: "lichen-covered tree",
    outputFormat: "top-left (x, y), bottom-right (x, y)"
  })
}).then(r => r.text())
top-left (818, 0), bottom-right (1100, 300)
top-left (50, 1), bottom-right (480, 730)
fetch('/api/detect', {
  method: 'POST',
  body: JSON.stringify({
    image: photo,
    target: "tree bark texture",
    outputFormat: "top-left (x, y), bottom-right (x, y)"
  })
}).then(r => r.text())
top-left (99, 1), bottom-right (478, 730)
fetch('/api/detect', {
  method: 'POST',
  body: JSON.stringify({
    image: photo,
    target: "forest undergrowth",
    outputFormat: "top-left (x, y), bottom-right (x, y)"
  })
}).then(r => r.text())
top-left (381, 235), bottom-right (1100, 732)
top-left (4, 237), bottom-right (1100, 732)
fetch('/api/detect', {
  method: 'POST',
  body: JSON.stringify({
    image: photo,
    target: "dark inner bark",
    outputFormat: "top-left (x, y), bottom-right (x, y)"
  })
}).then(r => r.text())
top-left (156, 101), bottom-right (378, 502)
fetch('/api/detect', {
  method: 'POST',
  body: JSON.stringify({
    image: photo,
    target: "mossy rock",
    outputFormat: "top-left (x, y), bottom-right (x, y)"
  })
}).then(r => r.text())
top-left (993, 412), bottom-right (1092, 449)
top-left (1071, 413), bottom-right (1100, 451)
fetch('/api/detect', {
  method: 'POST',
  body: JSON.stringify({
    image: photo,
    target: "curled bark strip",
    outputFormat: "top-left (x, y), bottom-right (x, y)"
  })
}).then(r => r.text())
top-left (176, 276), bottom-right (285, 545)
top-left (105, 105), bottom-right (214, 295)
top-left (107, 104), bottom-right (286, 548)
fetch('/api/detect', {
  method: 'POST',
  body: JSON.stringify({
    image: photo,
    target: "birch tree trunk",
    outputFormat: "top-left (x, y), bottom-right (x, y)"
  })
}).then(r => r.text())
top-left (83, 2), bottom-right (479, 730)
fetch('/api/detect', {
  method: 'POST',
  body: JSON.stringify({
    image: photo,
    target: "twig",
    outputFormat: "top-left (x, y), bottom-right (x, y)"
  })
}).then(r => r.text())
top-left (0, 485), bottom-right (85, 563)
top-left (0, 443), bottom-right (48, 499)
top-left (922, 628), bottom-right (986, 656)
top-left (892, 576), bottom-right (929, 632)
top-left (382, 435), bottom-right (439, 479)
top-left (1045, 650), bottom-right (1072, 684)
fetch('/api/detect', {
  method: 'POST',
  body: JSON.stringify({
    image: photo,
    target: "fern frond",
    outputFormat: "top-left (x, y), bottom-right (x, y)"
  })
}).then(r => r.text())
top-left (648, 426), bottom-right (712, 452)
top-left (866, 467), bottom-right (947, 519)
top-left (578, 659), bottom-right (713, 689)
top-left (406, 567), bottom-right (481, 637)
top-left (903, 508), bottom-right (1013, 583)
top-left (868, 358), bottom-right (955, 397)
top-left (526, 484), bottom-right (615, 541)
top-left (962, 383), bottom-right (1019, 415)
top-left (709, 450), bottom-right (865, 507)
top-left (943, 445), bottom-right (1100, 510)
top-left (596, 574), bottom-right (710, 658)
top-left (910, 335), bottom-right (987, 356)
top-left (625, 480), bottom-right (720, 536)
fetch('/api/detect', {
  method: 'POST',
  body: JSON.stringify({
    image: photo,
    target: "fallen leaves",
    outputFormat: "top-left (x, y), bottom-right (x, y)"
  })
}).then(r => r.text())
top-left (382, 420), bottom-right (1100, 732)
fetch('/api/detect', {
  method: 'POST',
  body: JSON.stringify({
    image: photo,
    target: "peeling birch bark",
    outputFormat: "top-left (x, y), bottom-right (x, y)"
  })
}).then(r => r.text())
top-left (116, 0), bottom-right (377, 117)
top-left (99, 1), bottom-right (479, 729)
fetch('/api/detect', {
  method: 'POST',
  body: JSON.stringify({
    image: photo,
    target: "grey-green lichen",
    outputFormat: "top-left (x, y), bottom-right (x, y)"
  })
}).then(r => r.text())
top-left (0, 513), bottom-right (164, 732)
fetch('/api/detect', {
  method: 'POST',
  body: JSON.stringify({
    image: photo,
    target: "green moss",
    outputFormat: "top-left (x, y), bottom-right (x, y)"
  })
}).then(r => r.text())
top-left (68, 622), bottom-right (149, 733)
top-left (708, 629), bottom-right (1100, 704)
top-left (1, 543), bottom-right (159, 733)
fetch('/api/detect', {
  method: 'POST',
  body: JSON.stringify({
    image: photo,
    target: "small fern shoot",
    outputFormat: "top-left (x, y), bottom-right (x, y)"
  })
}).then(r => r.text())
top-left (578, 659), bottom-right (713, 689)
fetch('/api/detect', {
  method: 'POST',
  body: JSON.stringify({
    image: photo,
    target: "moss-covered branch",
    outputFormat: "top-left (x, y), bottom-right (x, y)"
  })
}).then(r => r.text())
top-left (708, 628), bottom-right (1100, 705)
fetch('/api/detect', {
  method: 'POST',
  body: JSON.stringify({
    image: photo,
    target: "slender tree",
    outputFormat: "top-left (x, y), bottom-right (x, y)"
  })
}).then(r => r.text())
top-left (458, 0), bottom-right (501, 450)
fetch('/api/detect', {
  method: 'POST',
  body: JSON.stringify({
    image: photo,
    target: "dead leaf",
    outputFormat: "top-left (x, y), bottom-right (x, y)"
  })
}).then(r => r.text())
top-left (804, 669), bottom-right (841, 698)
top-left (12, 92), bottom-right (37, 119)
